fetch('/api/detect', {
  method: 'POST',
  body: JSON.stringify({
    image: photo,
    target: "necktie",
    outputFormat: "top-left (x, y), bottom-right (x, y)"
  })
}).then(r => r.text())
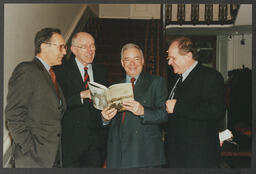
top-left (122, 77), bottom-right (136, 124)
top-left (84, 67), bottom-right (90, 90)
top-left (131, 77), bottom-right (136, 89)
top-left (168, 74), bottom-right (182, 99)
top-left (49, 68), bottom-right (60, 99)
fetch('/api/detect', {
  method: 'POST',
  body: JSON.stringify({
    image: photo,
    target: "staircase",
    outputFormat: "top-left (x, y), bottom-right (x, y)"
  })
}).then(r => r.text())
top-left (94, 19), bottom-right (151, 85)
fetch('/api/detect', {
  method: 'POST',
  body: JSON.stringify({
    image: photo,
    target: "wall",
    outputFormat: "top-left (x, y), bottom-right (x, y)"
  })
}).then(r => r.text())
top-left (99, 4), bottom-right (160, 19)
top-left (3, 3), bottom-right (87, 166)
top-left (99, 4), bottom-right (130, 18)
top-left (216, 33), bottom-right (252, 81)
top-left (227, 34), bottom-right (252, 71)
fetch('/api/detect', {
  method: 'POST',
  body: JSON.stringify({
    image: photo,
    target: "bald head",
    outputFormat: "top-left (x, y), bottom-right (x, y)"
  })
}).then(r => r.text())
top-left (71, 32), bottom-right (96, 66)
top-left (72, 32), bottom-right (95, 46)
top-left (167, 37), bottom-right (196, 74)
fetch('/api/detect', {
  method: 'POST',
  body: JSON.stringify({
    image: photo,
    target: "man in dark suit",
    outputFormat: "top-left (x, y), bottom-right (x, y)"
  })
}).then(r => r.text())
top-left (165, 36), bottom-right (225, 168)
top-left (54, 32), bottom-right (108, 167)
top-left (5, 28), bottom-right (67, 168)
top-left (101, 43), bottom-right (168, 168)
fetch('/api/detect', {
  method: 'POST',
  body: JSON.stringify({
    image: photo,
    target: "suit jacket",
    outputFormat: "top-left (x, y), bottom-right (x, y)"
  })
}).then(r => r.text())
top-left (167, 63), bottom-right (225, 168)
top-left (107, 72), bottom-right (168, 168)
top-left (54, 57), bottom-right (108, 167)
top-left (5, 58), bottom-right (66, 168)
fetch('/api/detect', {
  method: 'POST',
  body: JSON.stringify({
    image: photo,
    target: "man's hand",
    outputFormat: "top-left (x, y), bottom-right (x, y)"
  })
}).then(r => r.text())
top-left (165, 99), bottom-right (177, 114)
top-left (80, 90), bottom-right (91, 99)
top-left (101, 107), bottom-right (117, 121)
top-left (123, 100), bottom-right (144, 116)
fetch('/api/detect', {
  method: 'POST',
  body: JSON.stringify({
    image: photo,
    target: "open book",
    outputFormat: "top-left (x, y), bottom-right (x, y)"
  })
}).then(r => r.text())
top-left (88, 81), bottom-right (134, 111)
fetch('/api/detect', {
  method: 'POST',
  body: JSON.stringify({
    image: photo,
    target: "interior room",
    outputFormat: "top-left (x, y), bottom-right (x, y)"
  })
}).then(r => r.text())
top-left (3, 3), bottom-right (253, 168)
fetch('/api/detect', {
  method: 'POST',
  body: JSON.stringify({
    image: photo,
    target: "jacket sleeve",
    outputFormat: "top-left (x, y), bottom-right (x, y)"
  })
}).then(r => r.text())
top-left (174, 71), bottom-right (226, 121)
top-left (141, 77), bottom-right (168, 124)
top-left (5, 63), bottom-right (34, 154)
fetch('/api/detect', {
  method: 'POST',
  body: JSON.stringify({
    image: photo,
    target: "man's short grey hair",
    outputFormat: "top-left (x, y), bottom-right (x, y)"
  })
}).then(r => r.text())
top-left (71, 32), bottom-right (95, 46)
top-left (121, 43), bottom-right (144, 59)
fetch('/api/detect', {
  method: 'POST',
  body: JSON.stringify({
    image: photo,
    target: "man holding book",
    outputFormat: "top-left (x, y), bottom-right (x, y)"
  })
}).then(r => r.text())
top-left (54, 32), bottom-right (108, 167)
top-left (101, 43), bottom-right (168, 168)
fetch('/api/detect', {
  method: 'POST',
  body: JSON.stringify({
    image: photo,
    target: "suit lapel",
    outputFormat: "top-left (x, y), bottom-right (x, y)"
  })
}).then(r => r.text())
top-left (66, 57), bottom-right (85, 91)
top-left (33, 58), bottom-right (57, 96)
top-left (92, 64), bottom-right (98, 82)
top-left (33, 58), bottom-right (65, 114)
top-left (121, 72), bottom-right (148, 124)
top-left (180, 63), bottom-right (201, 88)
top-left (174, 64), bottom-right (201, 99)
top-left (133, 72), bottom-right (148, 101)
top-left (120, 72), bottom-right (148, 102)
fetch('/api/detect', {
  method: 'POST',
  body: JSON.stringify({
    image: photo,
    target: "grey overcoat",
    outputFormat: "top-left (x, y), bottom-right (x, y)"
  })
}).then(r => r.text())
top-left (5, 58), bottom-right (66, 168)
top-left (106, 72), bottom-right (168, 168)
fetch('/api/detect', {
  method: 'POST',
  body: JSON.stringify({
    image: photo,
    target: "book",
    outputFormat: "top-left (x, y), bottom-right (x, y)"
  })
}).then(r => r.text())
top-left (219, 129), bottom-right (233, 142)
top-left (88, 81), bottom-right (134, 111)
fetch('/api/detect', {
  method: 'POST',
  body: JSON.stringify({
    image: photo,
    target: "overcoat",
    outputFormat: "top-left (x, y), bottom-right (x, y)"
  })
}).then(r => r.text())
top-left (167, 63), bottom-right (225, 168)
top-left (107, 72), bottom-right (168, 168)
top-left (5, 58), bottom-right (66, 168)
top-left (54, 56), bottom-right (108, 167)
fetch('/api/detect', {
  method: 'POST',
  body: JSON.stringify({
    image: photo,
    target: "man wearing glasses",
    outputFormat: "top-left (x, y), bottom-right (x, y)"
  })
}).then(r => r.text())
top-left (5, 27), bottom-right (67, 168)
top-left (54, 32), bottom-right (108, 167)
top-left (165, 36), bottom-right (225, 168)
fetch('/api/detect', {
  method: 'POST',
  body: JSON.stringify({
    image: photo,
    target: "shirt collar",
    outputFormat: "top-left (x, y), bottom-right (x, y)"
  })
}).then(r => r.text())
top-left (75, 58), bottom-right (92, 71)
top-left (36, 56), bottom-right (50, 72)
top-left (182, 61), bottom-right (198, 81)
top-left (126, 73), bottom-right (140, 84)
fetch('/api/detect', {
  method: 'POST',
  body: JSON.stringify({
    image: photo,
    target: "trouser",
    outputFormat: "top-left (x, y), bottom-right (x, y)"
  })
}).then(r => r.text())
top-left (62, 148), bottom-right (104, 168)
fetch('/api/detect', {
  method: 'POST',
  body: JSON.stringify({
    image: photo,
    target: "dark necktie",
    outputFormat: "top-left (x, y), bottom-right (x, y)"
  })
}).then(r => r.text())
top-left (122, 77), bottom-right (136, 124)
top-left (168, 74), bottom-right (182, 99)
top-left (84, 67), bottom-right (90, 90)
top-left (49, 68), bottom-right (60, 99)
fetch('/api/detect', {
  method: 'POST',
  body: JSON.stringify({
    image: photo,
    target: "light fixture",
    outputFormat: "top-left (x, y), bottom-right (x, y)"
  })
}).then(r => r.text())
top-left (240, 34), bottom-right (245, 45)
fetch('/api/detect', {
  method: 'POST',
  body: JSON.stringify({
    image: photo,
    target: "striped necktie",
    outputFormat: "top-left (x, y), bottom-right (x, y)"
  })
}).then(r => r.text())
top-left (84, 67), bottom-right (90, 90)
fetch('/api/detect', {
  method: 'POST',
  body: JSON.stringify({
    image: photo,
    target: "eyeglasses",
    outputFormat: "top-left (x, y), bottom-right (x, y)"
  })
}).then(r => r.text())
top-left (44, 42), bottom-right (67, 51)
top-left (72, 44), bottom-right (96, 51)
top-left (166, 56), bottom-right (173, 61)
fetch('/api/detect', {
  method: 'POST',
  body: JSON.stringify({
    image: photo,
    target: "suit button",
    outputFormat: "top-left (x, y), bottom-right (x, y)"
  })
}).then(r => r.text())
top-left (57, 133), bottom-right (61, 137)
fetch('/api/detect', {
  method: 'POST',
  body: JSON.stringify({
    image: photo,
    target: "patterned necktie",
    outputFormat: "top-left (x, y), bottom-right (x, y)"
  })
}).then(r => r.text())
top-left (122, 77), bottom-right (136, 124)
top-left (49, 68), bottom-right (60, 99)
top-left (168, 74), bottom-right (182, 99)
top-left (84, 67), bottom-right (90, 90)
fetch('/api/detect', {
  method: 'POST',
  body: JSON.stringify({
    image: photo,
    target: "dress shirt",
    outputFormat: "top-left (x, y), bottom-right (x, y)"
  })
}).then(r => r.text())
top-left (36, 56), bottom-right (61, 105)
top-left (36, 56), bottom-right (50, 72)
top-left (125, 74), bottom-right (139, 84)
top-left (75, 58), bottom-right (94, 82)
top-left (75, 58), bottom-right (94, 103)
top-left (181, 61), bottom-right (198, 81)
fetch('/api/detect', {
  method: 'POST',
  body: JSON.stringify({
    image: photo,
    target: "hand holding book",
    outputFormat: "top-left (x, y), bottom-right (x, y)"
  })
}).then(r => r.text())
top-left (101, 106), bottom-right (117, 121)
top-left (88, 81), bottom-right (134, 111)
top-left (122, 100), bottom-right (144, 116)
